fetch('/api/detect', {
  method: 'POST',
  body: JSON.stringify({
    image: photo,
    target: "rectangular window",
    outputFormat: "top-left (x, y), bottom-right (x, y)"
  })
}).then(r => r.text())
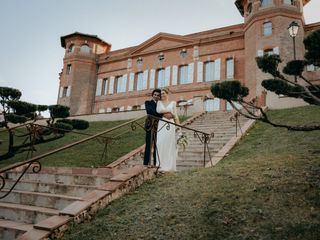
top-left (115, 75), bottom-right (126, 93)
top-left (157, 69), bottom-right (165, 88)
top-left (136, 72), bottom-right (144, 90)
top-left (261, 0), bottom-right (273, 7)
top-left (179, 65), bottom-right (189, 84)
top-left (96, 79), bottom-right (103, 96)
top-left (62, 87), bottom-right (68, 97)
top-left (103, 78), bottom-right (108, 95)
top-left (263, 22), bottom-right (272, 36)
top-left (226, 58), bottom-right (234, 80)
top-left (284, 0), bottom-right (293, 5)
top-left (205, 61), bottom-right (215, 82)
top-left (66, 64), bottom-right (72, 75)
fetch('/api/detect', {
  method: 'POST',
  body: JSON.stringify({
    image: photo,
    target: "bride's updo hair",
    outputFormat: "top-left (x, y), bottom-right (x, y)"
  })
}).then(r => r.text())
top-left (161, 87), bottom-right (170, 94)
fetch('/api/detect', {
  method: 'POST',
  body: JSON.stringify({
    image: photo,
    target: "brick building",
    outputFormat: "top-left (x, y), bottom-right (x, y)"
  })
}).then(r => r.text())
top-left (58, 0), bottom-right (320, 116)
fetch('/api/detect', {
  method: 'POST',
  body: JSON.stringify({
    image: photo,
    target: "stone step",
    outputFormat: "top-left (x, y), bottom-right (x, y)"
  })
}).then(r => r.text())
top-left (0, 219), bottom-right (34, 240)
top-left (184, 138), bottom-right (231, 143)
top-left (0, 189), bottom-right (82, 210)
top-left (0, 202), bottom-right (59, 224)
top-left (4, 179), bottom-right (98, 197)
top-left (177, 156), bottom-right (211, 162)
top-left (6, 171), bottom-right (110, 186)
top-left (178, 151), bottom-right (214, 157)
top-left (179, 143), bottom-right (225, 150)
top-left (189, 126), bottom-right (242, 130)
top-left (174, 112), bottom-right (251, 170)
top-left (183, 132), bottom-right (236, 138)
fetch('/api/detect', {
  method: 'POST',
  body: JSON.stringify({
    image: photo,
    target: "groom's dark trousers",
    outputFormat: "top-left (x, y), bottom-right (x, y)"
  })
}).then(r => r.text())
top-left (144, 100), bottom-right (162, 166)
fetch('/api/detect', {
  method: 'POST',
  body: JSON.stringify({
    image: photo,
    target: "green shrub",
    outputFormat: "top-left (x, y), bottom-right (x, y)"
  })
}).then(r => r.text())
top-left (49, 105), bottom-right (70, 119)
top-left (71, 119), bottom-right (89, 130)
top-left (57, 119), bottom-right (73, 125)
top-left (51, 122), bottom-right (73, 134)
top-left (56, 119), bottom-right (89, 130)
top-left (5, 113), bottom-right (28, 124)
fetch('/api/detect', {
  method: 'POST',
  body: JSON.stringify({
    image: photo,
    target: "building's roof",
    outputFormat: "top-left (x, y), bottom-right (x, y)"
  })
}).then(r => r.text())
top-left (234, 0), bottom-right (311, 16)
top-left (60, 32), bottom-right (111, 48)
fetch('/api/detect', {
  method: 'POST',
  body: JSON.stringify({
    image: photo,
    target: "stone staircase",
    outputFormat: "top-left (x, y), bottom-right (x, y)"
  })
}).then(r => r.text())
top-left (176, 111), bottom-right (251, 171)
top-left (124, 111), bottom-right (253, 171)
top-left (0, 165), bottom-right (155, 239)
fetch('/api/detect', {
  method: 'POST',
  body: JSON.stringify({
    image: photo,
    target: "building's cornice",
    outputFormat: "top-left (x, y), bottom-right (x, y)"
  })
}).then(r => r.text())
top-left (128, 32), bottom-right (196, 56)
top-left (98, 32), bottom-right (244, 65)
top-left (304, 22), bottom-right (320, 32)
top-left (184, 23), bottom-right (244, 38)
top-left (235, 0), bottom-right (310, 16)
top-left (60, 32), bottom-right (111, 48)
top-left (244, 7), bottom-right (304, 31)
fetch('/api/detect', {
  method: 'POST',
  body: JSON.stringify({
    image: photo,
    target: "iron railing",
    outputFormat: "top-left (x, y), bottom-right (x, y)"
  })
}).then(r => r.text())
top-left (145, 114), bottom-right (214, 168)
top-left (0, 113), bottom-right (214, 199)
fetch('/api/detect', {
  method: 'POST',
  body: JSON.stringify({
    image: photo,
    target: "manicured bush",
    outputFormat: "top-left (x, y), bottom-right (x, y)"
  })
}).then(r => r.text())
top-left (71, 119), bottom-right (89, 130)
top-left (51, 122), bottom-right (73, 134)
top-left (57, 119), bottom-right (73, 125)
top-left (49, 105), bottom-right (70, 119)
top-left (5, 113), bottom-right (28, 124)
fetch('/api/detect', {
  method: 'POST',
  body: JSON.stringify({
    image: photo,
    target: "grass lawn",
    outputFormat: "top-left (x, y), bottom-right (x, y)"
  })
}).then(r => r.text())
top-left (63, 106), bottom-right (320, 240)
top-left (0, 118), bottom-right (146, 168)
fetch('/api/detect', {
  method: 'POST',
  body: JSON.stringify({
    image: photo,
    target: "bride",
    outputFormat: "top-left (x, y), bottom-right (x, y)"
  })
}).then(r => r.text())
top-left (156, 88), bottom-right (180, 171)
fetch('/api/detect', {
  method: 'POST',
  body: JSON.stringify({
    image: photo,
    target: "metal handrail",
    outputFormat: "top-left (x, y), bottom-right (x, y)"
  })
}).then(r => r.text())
top-left (146, 114), bottom-right (214, 168)
top-left (0, 116), bottom-right (146, 174)
top-left (0, 116), bottom-right (146, 199)
top-left (0, 113), bottom-right (214, 199)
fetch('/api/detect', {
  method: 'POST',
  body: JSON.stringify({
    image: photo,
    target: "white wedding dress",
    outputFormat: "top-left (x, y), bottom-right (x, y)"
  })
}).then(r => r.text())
top-left (156, 101), bottom-right (177, 172)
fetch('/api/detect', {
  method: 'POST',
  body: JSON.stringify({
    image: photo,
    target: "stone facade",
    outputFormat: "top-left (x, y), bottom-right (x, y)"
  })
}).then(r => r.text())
top-left (58, 0), bottom-right (320, 116)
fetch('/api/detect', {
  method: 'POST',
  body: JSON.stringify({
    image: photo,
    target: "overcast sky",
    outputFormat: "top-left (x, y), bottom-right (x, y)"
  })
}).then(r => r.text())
top-left (0, 0), bottom-right (319, 107)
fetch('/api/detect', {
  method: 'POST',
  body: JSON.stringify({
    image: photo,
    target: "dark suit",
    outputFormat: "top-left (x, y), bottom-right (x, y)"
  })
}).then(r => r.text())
top-left (144, 100), bottom-right (162, 165)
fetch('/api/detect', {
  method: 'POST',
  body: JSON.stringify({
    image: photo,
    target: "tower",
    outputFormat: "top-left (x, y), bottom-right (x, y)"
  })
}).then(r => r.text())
top-left (58, 32), bottom-right (111, 115)
top-left (235, 0), bottom-right (310, 108)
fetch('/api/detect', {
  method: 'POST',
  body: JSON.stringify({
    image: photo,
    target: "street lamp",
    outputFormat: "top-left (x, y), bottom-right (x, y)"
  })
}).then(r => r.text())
top-left (288, 21), bottom-right (299, 60)
top-left (288, 21), bottom-right (299, 82)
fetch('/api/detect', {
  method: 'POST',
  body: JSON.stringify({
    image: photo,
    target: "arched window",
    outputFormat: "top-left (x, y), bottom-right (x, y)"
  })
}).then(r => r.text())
top-left (80, 44), bottom-right (90, 53)
top-left (261, 0), bottom-right (273, 7)
top-left (67, 44), bottom-right (75, 53)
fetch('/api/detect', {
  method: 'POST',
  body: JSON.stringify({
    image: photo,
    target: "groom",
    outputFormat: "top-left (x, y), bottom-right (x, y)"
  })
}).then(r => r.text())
top-left (143, 89), bottom-right (173, 166)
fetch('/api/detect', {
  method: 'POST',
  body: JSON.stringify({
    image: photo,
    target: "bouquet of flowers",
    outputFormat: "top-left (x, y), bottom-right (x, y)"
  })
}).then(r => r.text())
top-left (177, 132), bottom-right (189, 151)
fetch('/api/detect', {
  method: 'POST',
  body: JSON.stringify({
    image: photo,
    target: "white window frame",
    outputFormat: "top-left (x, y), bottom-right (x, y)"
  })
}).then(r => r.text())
top-left (157, 68), bottom-right (165, 88)
top-left (136, 72), bottom-right (144, 91)
top-left (204, 61), bottom-right (215, 82)
top-left (226, 58), bottom-right (234, 80)
top-left (179, 65), bottom-right (189, 84)
top-left (263, 22), bottom-right (272, 36)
